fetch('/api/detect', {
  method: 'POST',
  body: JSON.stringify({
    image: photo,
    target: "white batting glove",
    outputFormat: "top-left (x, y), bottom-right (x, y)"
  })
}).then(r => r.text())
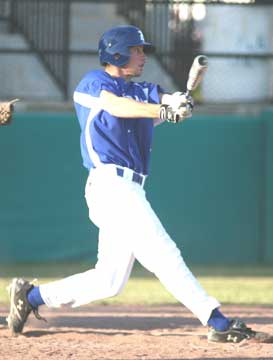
top-left (160, 92), bottom-right (194, 123)
top-left (161, 91), bottom-right (194, 110)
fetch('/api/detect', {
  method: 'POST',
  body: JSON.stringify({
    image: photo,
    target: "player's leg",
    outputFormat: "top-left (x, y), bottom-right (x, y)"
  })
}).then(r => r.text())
top-left (88, 171), bottom-right (221, 326)
top-left (84, 170), bottom-right (220, 326)
top-left (7, 171), bottom-right (136, 334)
top-left (35, 168), bottom-right (138, 307)
top-left (114, 185), bottom-right (220, 326)
top-left (39, 228), bottom-right (135, 307)
top-left (7, 228), bottom-right (135, 335)
top-left (119, 188), bottom-right (266, 342)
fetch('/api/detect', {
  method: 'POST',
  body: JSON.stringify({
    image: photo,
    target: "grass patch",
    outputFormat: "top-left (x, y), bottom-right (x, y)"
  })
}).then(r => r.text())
top-left (1, 262), bottom-right (273, 306)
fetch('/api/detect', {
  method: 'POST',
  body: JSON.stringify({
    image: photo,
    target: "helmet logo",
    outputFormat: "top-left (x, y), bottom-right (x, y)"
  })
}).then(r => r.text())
top-left (106, 38), bottom-right (117, 48)
top-left (138, 30), bottom-right (145, 42)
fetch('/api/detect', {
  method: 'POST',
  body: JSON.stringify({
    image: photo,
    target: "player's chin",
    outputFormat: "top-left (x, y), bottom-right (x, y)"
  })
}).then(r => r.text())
top-left (127, 67), bottom-right (144, 78)
top-left (135, 67), bottom-right (144, 77)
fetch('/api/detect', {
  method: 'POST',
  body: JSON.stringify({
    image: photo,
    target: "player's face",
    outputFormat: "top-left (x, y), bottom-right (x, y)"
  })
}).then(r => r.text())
top-left (123, 46), bottom-right (146, 78)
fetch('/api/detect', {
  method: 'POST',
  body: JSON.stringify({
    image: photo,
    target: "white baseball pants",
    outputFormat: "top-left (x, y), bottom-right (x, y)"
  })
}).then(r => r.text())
top-left (40, 165), bottom-right (220, 325)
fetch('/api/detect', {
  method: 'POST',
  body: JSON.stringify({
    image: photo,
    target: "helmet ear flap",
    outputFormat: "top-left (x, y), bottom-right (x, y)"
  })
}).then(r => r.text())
top-left (113, 53), bottom-right (121, 61)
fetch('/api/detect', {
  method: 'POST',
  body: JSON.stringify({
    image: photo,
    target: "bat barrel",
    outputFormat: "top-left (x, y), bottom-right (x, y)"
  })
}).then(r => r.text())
top-left (186, 55), bottom-right (208, 92)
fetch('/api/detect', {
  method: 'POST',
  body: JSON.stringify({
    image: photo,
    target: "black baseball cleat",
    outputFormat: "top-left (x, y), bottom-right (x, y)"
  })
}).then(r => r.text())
top-left (208, 319), bottom-right (256, 343)
top-left (6, 278), bottom-right (46, 335)
top-left (208, 319), bottom-right (273, 343)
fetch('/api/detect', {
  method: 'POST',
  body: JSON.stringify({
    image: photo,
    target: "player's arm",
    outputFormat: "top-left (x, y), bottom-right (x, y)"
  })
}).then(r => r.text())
top-left (100, 90), bottom-right (160, 119)
top-left (100, 89), bottom-right (193, 124)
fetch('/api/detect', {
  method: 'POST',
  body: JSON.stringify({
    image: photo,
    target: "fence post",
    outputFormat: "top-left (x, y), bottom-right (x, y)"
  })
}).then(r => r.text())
top-left (8, 0), bottom-right (16, 33)
top-left (63, 0), bottom-right (71, 100)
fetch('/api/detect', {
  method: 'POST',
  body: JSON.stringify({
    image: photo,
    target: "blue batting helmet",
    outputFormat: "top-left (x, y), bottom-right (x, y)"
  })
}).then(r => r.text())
top-left (98, 25), bottom-right (153, 67)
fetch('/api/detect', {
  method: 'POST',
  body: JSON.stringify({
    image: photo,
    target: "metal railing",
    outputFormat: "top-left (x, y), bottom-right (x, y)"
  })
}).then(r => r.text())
top-left (1, 0), bottom-right (70, 99)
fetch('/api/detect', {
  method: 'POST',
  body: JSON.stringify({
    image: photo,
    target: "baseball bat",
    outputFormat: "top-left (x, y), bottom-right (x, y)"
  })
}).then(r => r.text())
top-left (186, 55), bottom-right (208, 96)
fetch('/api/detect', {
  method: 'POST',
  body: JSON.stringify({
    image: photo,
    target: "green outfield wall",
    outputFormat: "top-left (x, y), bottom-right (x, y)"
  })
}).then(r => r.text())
top-left (0, 111), bottom-right (272, 265)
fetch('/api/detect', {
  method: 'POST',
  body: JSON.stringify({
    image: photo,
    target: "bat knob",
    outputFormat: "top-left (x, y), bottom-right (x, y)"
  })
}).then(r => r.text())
top-left (196, 55), bottom-right (208, 67)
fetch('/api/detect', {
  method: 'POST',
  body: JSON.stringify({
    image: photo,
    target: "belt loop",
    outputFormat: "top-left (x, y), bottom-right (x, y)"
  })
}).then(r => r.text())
top-left (115, 166), bottom-right (145, 187)
top-left (116, 167), bottom-right (124, 177)
top-left (132, 172), bottom-right (142, 185)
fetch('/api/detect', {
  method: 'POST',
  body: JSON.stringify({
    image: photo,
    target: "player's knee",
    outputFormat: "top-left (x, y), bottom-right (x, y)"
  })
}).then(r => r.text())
top-left (95, 273), bottom-right (126, 298)
top-left (108, 282), bottom-right (125, 297)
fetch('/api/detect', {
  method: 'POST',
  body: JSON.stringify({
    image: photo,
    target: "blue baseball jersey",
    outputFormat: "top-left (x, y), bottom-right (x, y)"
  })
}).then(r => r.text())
top-left (73, 69), bottom-right (164, 175)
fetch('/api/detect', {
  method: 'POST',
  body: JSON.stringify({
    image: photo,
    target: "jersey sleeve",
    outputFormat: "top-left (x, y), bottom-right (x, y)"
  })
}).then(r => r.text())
top-left (88, 71), bottom-right (120, 97)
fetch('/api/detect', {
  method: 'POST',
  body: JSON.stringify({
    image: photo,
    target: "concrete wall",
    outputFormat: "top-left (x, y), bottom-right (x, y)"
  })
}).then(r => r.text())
top-left (0, 34), bottom-right (63, 100)
top-left (0, 3), bottom-right (177, 101)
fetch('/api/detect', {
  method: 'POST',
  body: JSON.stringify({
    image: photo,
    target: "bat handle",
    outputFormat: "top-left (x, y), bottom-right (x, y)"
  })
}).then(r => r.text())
top-left (185, 89), bottom-right (191, 99)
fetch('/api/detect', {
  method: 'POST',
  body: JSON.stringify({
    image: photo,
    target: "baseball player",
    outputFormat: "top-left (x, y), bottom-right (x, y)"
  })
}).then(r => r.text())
top-left (6, 25), bottom-right (265, 343)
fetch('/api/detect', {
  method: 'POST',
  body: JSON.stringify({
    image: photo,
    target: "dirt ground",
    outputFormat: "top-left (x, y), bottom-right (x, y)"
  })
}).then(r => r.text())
top-left (0, 304), bottom-right (273, 360)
